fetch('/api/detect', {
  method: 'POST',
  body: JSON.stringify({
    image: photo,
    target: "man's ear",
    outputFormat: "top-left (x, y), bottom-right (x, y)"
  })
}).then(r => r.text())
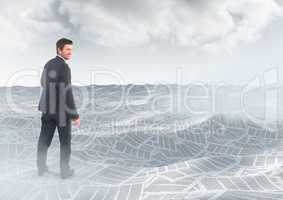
top-left (57, 48), bottom-right (61, 54)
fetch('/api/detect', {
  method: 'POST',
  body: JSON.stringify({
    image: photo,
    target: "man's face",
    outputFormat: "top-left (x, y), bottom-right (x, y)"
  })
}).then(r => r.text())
top-left (58, 44), bottom-right (73, 60)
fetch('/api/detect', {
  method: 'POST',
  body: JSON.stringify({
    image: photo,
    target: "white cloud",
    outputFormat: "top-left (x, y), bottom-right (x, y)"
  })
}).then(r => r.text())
top-left (0, 16), bottom-right (24, 48)
top-left (1, 0), bottom-right (283, 51)
top-left (62, 0), bottom-right (283, 50)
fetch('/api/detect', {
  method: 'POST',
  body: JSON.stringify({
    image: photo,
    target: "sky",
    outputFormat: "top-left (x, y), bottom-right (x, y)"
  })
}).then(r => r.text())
top-left (0, 0), bottom-right (283, 86)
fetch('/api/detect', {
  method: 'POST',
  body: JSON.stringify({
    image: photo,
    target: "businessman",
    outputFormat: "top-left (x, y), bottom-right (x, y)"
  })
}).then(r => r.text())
top-left (37, 38), bottom-right (80, 179)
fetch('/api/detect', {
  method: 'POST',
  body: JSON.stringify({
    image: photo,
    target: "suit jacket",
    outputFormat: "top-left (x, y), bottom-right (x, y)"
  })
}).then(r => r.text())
top-left (38, 55), bottom-right (79, 123)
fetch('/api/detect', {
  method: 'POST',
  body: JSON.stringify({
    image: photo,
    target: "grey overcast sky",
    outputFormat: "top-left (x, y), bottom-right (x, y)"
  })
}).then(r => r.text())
top-left (0, 0), bottom-right (283, 86)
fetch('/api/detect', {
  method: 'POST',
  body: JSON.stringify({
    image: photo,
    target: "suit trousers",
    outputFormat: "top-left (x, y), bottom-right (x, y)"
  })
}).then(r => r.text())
top-left (36, 114), bottom-right (72, 173)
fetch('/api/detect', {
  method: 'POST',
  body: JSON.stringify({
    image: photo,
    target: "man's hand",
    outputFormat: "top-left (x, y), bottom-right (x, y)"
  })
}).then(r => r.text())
top-left (72, 117), bottom-right (80, 127)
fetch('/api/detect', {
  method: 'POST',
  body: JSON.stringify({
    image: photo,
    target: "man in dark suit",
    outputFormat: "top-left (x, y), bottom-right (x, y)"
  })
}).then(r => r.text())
top-left (37, 38), bottom-right (80, 179)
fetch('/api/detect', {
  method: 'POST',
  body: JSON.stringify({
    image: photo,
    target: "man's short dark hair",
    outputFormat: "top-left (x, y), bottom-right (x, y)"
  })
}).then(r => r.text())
top-left (56, 38), bottom-right (73, 54)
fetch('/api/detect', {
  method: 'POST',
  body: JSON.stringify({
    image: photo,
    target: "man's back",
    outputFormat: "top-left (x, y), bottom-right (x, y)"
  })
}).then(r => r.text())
top-left (38, 56), bottom-right (79, 123)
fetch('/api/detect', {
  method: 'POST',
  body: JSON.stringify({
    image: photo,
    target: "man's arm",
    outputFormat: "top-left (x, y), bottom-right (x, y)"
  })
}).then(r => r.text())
top-left (40, 65), bottom-right (47, 88)
top-left (58, 63), bottom-right (79, 120)
top-left (38, 64), bottom-right (48, 112)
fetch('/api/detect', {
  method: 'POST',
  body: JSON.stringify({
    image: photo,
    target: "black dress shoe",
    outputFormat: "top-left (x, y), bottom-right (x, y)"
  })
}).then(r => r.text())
top-left (61, 168), bottom-right (74, 179)
top-left (38, 166), bottom-right (49, 176)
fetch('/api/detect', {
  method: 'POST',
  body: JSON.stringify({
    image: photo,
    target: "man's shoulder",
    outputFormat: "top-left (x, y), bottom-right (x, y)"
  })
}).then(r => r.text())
top-left (45, 56), bottom-right (66, 67)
